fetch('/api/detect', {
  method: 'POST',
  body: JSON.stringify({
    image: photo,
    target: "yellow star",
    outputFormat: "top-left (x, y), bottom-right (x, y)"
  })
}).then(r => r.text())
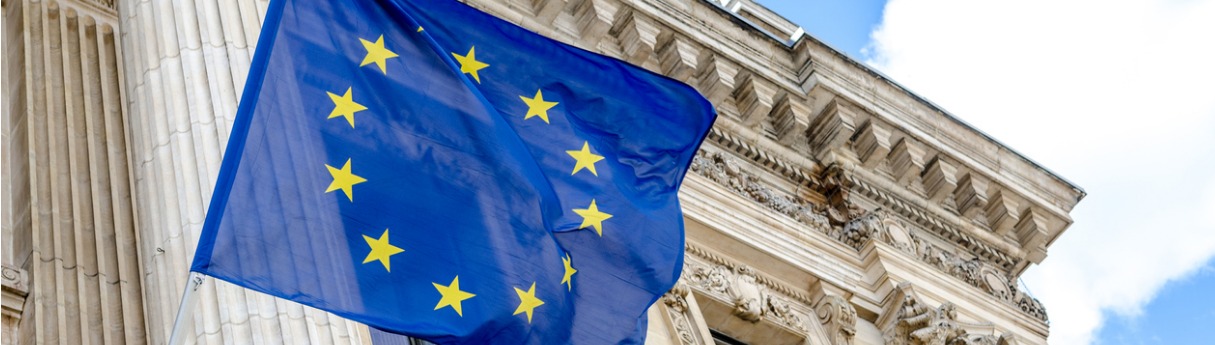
top-left (327, 87), bottom-right (367, 128)
top-left (519, 89), bottom-right (559, 123)
top-left (573, 199), bottom-right (613, 236)
top-left (362, 229), bottom-right (405, 272)
top-left (433, 276), bottom-right (476, 316)
top-left (359, 35), bottom-right (399, 74)
top-left (513, 282), bottom-right (545, 323)
top-left (325, 158), bottom-right (367, 202)
top-left (566, 141), bottom-right (605, 176)
top-left (451, 46), bottom-right (489, 83)
top-left (417, 26), bottom-right (424, 32)
top-left (561, 254), bottom-right (577, 291)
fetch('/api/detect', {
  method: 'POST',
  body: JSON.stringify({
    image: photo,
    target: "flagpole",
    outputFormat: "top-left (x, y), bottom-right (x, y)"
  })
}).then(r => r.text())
top-left (167, 272), bottom-right (206, 345)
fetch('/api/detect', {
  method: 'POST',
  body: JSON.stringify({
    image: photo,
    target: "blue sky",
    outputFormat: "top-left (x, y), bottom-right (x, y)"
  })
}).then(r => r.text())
top-left (753, 1), bottom-right (1215, 344)
top-left (1096, 258), bottom-right (1215, 345)
top-left (751, 0), bottom-right (886, 60)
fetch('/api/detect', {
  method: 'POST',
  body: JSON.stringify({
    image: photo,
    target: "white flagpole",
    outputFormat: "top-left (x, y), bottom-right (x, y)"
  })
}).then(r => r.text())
top-left (167, 272), bottom-right (206, 345)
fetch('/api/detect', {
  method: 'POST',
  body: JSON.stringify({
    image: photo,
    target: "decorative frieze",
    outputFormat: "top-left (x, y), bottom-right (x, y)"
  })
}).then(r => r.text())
top-left (704, 128), bottom-right (821, 188)
top-left (908, 234), bottom-right (1047, 321)
top-left (690, 151), bottom-right (832, 235)
top-left (844, 174), bottom-right (1015, 268)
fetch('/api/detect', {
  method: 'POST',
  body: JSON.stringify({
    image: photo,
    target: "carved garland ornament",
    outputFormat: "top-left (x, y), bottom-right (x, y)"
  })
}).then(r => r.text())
top-left (688, 151), bottom-right (1048, 321)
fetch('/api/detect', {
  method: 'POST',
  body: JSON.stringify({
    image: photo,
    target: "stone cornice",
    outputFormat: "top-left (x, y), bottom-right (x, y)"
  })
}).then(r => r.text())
top-left (688, 150), bottom-right (1048, 321)
top-left (705, 127), bottom-right (821, 189)
top-left (842, 168), bottom-right (1018, 268)
top-left (695, 129), bottom-right (1022, 270)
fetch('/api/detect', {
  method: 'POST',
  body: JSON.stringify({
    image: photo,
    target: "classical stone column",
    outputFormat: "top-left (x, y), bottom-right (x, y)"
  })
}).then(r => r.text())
top-left (116, 0), bottom-right (367, 343)
top-left (4, 0), bottom-right (147, 343)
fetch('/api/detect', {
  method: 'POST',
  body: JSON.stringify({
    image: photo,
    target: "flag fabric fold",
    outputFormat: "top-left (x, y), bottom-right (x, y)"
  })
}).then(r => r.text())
top-left (191, 0), bottom-right (716, 343)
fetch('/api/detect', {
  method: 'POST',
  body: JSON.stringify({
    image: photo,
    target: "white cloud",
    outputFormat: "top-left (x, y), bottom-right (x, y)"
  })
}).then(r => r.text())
top-left (864, 0), bottom-right (1215, 344)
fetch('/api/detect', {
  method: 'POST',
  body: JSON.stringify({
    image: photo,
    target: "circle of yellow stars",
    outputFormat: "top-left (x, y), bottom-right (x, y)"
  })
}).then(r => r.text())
top-left (320, 29), bottom-right (625, 325)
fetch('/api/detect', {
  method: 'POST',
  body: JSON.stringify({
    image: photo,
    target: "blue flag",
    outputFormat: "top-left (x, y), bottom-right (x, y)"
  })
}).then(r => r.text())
top-left (190, 0), bottom-right (716, 343)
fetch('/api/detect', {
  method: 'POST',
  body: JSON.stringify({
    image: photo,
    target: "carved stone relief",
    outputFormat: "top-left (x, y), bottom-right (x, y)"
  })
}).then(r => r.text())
top-left (912, 239), bottom-right (1047, 321)
top-left (690, 262), bottom-right (811, 332)
top-left (841, 210), bottom-right (883, 249)
top-left (663, 283), bottom-right (706, 345)
top-left (844, 173), bottom-right (1015, 267)
top-left (816, 295), bottom-right (857, 345)
top-left (1, 265), bottom-right (29, 345)
top-left (891, 292), bottom-right (1019, 345)
top-left (688, 150), bottom-right (1049, 321)
top-left (883, 219), bottom-right (917, 254)
top-left (683, 258), bottom-right (812, 334)
top-left (689, 152), bottom-right (832, 235)
top-left (729, 266), bottom-right (767, 322)
top-left (766, 294), bottom-right (808, 332)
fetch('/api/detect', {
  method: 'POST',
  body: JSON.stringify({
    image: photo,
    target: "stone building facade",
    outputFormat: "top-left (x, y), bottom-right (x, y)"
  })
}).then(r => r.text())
top-left (1, 0), bottom-right (1084, 344)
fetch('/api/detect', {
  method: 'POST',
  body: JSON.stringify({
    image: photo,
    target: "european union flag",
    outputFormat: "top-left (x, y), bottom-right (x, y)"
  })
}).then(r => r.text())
top-left (190, 0), bottom-right (716, 343)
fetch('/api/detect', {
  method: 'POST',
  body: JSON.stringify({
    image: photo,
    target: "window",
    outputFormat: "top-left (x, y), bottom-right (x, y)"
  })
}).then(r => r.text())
top-left (710, 329), bottom-right (749, 345)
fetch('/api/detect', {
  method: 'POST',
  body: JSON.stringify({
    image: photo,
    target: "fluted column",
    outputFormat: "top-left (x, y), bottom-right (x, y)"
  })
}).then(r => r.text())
top-left (4, 0), bottom-right (147, 343)
top-left (116, 0), bottom-right (369, 343)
